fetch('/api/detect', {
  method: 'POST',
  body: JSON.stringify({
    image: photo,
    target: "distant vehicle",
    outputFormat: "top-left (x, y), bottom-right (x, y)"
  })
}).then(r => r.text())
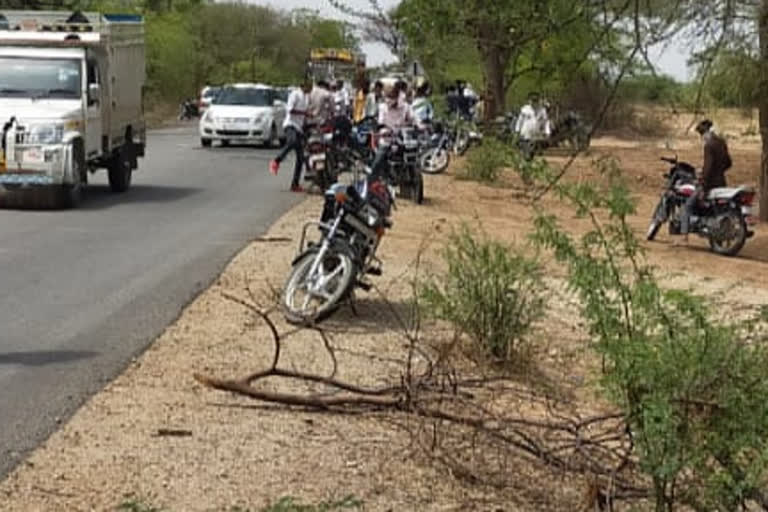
top-left (0, 10), bottom-right (146, 207)
top-left (199, 83), bottom-right (286, 148)
top-left (198, 85), bottom-right (221, 114)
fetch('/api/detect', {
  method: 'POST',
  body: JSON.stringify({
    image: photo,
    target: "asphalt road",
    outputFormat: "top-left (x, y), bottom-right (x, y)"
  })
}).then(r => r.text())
top-left (0, 124), bottom-right (303, 478)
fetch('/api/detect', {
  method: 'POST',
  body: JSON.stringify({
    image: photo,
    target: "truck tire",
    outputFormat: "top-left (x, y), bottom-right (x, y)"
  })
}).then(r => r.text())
top-left (108, 143), bottom-right (132, 193)
top-left (59, 139), bottom-right (86, 208)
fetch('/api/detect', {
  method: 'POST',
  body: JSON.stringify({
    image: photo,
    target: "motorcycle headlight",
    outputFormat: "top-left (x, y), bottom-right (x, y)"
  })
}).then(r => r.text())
top-left (27, 123), bottom-right (64, 144)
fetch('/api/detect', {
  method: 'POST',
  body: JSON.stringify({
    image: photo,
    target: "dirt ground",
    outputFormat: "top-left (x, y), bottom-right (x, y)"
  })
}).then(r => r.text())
top-left (2, 117), bottom-right (768, 511)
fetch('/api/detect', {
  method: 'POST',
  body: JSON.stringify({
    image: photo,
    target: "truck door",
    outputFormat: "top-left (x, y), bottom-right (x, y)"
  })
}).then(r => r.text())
top-left (85, 57), bottom-right (102, 159)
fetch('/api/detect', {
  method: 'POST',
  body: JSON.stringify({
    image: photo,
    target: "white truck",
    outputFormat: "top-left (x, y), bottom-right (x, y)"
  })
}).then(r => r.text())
top-left (0, 10), bottom-right (146, 207)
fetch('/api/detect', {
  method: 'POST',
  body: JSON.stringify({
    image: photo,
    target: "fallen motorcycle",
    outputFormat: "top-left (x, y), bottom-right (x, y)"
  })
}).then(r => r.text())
top-left (282, 167), bottom-right (395, 324)
top-left (646, 155), bottom-right (755, 256)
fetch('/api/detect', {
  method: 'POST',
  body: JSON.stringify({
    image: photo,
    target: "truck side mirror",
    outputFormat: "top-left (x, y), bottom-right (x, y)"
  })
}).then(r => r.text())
top-left (88, 83), bottom-right (101, 104)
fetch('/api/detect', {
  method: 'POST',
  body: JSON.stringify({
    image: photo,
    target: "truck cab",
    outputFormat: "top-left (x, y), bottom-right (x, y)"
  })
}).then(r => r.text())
top-left (0, 11), bottom-right (146, 207)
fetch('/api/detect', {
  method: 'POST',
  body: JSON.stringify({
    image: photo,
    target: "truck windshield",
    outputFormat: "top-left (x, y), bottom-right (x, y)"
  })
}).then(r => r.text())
top-left (215, 88), bottom-right (270, 106)
top-left (0, 58), bottom-right (81, 99)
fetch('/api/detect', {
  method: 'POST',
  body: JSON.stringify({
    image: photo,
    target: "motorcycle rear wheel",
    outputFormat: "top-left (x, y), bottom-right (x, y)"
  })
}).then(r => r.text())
top-left (709, 209), bottom-right (747, 256)
top-left (282, 250), bottom-right (356, 324)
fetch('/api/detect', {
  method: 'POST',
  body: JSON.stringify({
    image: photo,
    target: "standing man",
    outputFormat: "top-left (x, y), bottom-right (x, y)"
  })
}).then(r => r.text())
top-left (514, 92), bottom-right (551, 160)
top-left (677, 119), bottom-right (732, 245)
top-left (270, 77), bottom-right (312, 192)
top-left (307, 80), bottom-right (333, 128)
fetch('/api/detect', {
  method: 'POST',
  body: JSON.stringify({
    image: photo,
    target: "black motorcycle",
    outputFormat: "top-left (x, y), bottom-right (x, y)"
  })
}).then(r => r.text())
top-left (178, 99), bottom-right (199, 121)
top-left (646, 156), bottom-right (755, 256)
top-left (417, 120), bottom-right (451, 175)
top-left (374, 126), bottom-right (424, 203)
top-left (281, 168), bottom-right (395, 324)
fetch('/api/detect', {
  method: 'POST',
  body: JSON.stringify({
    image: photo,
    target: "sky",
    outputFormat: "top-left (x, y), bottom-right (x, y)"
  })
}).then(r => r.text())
top-left (249, 0), bottom-right (694, 83)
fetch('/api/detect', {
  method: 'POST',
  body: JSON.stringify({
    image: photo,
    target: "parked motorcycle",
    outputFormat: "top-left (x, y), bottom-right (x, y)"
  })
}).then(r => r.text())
top-left (282, 168), bottom-right (395, 324)
top-left (646, 155), bottom-right (755, 256)
top-left (304, 124), bottom-right (337, 192)
top-left (374, 126), bottom-right (424, 203)
top-left (178, 99), bottom-right (199, 121)
top-left (417, 120), bottom-right (451, 175)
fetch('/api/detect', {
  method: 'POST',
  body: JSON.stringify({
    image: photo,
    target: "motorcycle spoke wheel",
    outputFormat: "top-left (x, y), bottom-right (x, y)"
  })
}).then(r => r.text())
top-left (708, 210), bottom-right (747, 256)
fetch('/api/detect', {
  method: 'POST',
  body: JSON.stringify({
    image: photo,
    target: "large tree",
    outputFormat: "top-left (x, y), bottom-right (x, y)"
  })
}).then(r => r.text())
top-left (393, 0), bottom-right (628, 119)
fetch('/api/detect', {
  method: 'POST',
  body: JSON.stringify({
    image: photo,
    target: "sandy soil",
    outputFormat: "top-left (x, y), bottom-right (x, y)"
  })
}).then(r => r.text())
top-left (1, 127), bottom-right (768, 512)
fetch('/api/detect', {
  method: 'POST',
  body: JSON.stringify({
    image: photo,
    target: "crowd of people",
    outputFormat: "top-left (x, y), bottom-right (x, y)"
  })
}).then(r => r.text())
top-left (267, 75), bottom-right (558, 191)
top-left (269, 75), bottom-right (440, 192)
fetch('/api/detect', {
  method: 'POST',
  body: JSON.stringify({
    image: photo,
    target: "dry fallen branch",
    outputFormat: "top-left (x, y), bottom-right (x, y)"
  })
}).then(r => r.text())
top-left (194, 287), bottom-right (649, 507)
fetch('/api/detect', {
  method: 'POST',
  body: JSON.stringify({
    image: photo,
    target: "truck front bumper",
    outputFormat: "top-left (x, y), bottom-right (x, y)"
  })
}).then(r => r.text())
top-left (0, 144), bottom-right (73, 187)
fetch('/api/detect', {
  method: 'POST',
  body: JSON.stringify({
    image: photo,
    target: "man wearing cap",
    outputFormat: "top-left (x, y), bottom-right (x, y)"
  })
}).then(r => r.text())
top-left (677, 119), bottom-right (733, 245)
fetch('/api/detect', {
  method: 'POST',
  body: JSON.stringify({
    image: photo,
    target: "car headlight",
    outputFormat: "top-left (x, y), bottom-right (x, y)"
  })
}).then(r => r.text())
top-left (203, 111), bottom-right (214, 122)
top-left (27, 124), bottom-right (64, 144)
top-left (252, 114), bottom-right (265, 124)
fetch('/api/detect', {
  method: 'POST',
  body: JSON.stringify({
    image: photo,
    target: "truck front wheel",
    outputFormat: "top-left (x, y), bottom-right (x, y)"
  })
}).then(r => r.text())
top-left (60, 139), bottom-right (86, 208)
top-left (108, 143), bottom-right (132, 193)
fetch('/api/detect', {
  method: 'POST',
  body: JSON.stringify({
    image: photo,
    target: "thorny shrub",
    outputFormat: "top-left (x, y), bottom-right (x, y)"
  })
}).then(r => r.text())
top-left (420, 224), bottom-right (545, 363)
top-left (459, 138), bottom-right (509, 183)
top-left (530, 157), bottom-right (768, 511)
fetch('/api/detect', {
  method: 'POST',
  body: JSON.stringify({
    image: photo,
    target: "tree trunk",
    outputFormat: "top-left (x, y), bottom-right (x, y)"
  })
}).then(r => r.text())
top-left (758, 0), bottom-right (768, 221)
top-left (480, 45), bottom-right (507, 121)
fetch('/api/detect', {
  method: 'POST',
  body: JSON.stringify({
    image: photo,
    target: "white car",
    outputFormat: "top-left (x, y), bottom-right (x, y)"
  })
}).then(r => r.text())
top-left (198, 85), bottom-right (221, 114)
top-left (199, 83), bottom-right (286, 148)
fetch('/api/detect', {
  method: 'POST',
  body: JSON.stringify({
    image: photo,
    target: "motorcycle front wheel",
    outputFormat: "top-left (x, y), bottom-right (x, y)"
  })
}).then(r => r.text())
top-left (709, 209), bottom-right (747, 256)
top-left (282, 249), bottom-right (357, 324)
top-left (646, 200), bottom-right (668, 241)
top-left (420, 147), bottom-right (450, 174)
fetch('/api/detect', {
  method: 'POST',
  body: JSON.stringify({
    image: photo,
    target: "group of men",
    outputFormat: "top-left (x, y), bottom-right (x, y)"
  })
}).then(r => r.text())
top-left (269, 76), bottom-right (436, 192)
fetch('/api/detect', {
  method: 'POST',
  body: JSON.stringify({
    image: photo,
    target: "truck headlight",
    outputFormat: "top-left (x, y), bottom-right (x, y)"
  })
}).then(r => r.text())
top-left (27, 124), bottom-right (64, 144)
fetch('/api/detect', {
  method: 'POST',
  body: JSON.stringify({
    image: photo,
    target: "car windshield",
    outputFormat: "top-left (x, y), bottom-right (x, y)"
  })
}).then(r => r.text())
top-left (215, 87), bottom-right (270, 106)
top-left (0, 57), bottom-right (81, 99)
top-left (203, 87), bottom-right (220, 99)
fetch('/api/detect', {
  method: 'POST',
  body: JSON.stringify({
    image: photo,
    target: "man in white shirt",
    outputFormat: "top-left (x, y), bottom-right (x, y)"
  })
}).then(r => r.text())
top-left (377, 87), bottom-right (415, 131)
top-left (514, 92), bottom-right (551, 159)
top-left (371, 87), bottom-right (415, 178)
top-left (307, 80), bottom-right (333, 128)
top-left (270, 78), bottom-right (312, 192)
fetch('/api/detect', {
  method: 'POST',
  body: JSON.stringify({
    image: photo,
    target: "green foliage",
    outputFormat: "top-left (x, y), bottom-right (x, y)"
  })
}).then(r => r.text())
top-left (702, 49), bottom-right (761, 108)
top-left (259, 495), bottom-right (363, 512)
top-left (117, 497), bottom-right (163, 512)
top-left (459, 138), bottom-right (510, 183)
top-left (618, 73), bottom-right (686, 104)
top-left (421, 224), bottom-right (545, 362)
top-left (70, 1), bottom-right (354, 102)
top-left (530, 158), bottom-right (768, 511)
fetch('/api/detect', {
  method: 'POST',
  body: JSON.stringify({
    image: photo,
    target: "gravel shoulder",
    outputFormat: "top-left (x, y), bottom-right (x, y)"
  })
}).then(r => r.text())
top-left (2, 135), bottom-right (767, 512)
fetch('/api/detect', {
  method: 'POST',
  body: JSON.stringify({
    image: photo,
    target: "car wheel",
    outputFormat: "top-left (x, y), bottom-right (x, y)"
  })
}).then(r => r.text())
top-left (201, 138), bottom-right (212, 148)
top-left (221, 139), bottom-right (230, 147)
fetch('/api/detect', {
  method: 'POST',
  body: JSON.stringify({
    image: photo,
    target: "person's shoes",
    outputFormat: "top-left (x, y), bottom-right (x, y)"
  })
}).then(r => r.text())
top-left (269, 160), bottom-right (280, 175)
top-left (290, 184), bottom-right (304, 193)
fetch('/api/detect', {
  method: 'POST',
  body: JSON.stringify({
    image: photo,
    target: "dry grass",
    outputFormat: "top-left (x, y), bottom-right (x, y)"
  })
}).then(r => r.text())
top-left (1, 128), bottom-right (768, 511)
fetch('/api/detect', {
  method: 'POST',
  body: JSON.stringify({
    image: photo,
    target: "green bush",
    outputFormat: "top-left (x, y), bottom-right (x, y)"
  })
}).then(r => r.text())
top-left (459, 139), bottom-right (510, 184)
top-left (420, 225), bottom-right (545, 362)
top-left (531, 160), bottom-right (768, 511)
